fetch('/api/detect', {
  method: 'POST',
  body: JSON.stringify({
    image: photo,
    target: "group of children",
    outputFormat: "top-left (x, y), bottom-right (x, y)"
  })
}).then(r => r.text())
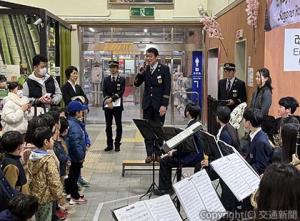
top-left (0, 100), bottom-right (91, 221)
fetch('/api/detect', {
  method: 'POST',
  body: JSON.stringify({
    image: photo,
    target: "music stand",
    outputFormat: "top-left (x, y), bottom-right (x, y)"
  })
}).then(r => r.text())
top-left (133, 119), bottom-right (164, 199)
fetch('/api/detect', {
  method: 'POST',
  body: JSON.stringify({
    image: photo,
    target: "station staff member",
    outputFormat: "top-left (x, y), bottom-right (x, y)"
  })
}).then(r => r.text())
top-left (102, 61), bottom-right (125, 152)
top-left (134, 47), bottom-right (171, 163)
top-left (218, 63), bottom-right (246, 111)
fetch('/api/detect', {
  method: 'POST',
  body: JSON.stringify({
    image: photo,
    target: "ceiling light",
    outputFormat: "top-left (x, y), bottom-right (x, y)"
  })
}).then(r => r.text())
top-left (88, 27), bottom-right (95, 32)
top-left (144, 29), bottom-right (148, 33)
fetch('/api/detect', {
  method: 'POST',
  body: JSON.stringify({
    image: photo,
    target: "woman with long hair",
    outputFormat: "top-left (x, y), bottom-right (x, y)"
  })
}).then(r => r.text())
top-left (250, 68), bottom-right (273, 116)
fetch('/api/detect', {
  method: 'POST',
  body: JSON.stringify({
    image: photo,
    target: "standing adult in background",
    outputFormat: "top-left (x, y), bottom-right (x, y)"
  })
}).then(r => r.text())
top-left (134, 47), bottom-right (171, 163)
top-left (250, 68), bottom-right (273, 116)
top-left (22, 55), bottom-right (62, 113)
top-left (61, 66), bottom-right (88, 106)
top-left (102, 61), bottom-right (125, 152)
top-left (218, 63), bottom-right (246, 111)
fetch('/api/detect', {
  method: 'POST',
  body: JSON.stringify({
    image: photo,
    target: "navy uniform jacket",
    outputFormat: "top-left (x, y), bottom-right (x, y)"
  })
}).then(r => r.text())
top-left (102, 75), bottom-right (125, 111)
top-left (245, 130), bottom-right (273, 175)
top-left (218, 78), bottom-right (246, 110)
top-left (219, 124), bottom-right (240, 152)
top-left (134, 63), bottom-right (171, 110)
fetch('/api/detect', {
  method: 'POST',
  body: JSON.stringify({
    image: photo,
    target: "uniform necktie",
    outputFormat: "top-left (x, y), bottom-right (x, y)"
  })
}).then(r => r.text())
top-left (112, 76), bottom-right (116, 82)
top-left (227, 80), bottom-right (231, 92)
top-left (150, 66), bottom-right (154, 74)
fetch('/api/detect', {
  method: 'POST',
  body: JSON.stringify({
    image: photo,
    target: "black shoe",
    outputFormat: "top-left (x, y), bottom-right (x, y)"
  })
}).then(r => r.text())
top-left (115, 143), bottom-right (121, 152)
top-left (104, 146), bottom-right (113, 151)
top-left (153, 188), bottom-right (173, 196)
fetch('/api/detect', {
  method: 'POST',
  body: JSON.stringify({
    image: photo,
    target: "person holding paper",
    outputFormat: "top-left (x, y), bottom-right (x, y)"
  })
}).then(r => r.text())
top-left (154, 103), bottom-right (204, 195)
top-left (61, 66), bottom-right (89, 106)
top-left (218, 63), bottom-right (246, 111)
top-left (102, 61), bottom-right (125, 152)
top-left (243, 108), bottom-right (273, 175)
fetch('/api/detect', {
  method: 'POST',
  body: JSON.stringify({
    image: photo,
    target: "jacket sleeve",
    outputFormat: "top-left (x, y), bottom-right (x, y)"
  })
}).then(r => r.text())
top-left (102, 78), bottom-right (110, 102)
top-left (261, 89), bottom-right (272, 116)
top-left (218, 80), bottom-right (221, 100)
top-left (134, 72), bottom-right (145, 87)
top-left (61, 84), bottom-right (72, 105)
top-left (112, 77), bottom-right (125, 102)
top-left (52, 78), bottom-right (62, 105)
top-left (3, 165), bottom-right (19, 188)
top-left (252, 142), bottom-right (272, 175)
top-left (78, 86), bottom-right (89, 105)
top-left (46, 156), bottom-right (64, 200)
top-left (235, 81), bottom-right (247, 105)
top-left (68, 126), bottom-right (85, 162)
top-left (2, 103), bottom-right (24, 124)
top-left (160, 66), bottom-right (171, 107)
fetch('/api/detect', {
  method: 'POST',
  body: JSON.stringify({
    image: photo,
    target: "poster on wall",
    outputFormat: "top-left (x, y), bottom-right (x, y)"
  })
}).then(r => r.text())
top-left (247, 67), bottom-right (254, 87)
top-left (266, 0), bottom-right (300, 31)
top-left (284, 29), bottom-right (300, 71)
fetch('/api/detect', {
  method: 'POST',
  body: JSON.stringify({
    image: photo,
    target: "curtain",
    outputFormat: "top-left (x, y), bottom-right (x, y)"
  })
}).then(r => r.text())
top-left (59, 25), bottom-right (71, 86)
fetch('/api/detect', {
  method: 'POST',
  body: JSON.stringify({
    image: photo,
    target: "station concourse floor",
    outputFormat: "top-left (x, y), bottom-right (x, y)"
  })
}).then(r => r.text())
top-left (67, 123), bottom-right (196, 221)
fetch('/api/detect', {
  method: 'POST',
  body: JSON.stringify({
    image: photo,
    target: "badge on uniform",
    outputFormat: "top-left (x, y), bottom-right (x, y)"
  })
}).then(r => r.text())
top-left (117, 83), bottom-right (121, 90)
top-left (157, 75), bottom-right (162, 84)
top-left (232, 90), bottom-right (237, 98)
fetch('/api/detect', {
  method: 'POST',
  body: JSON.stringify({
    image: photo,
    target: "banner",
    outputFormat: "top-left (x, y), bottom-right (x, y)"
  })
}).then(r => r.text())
top-left (284, 29), bottom-right (300, 71)
top-left (191, 51), bottom-right (203, 109)
top-left (266, 0), bottom-right (300, 30)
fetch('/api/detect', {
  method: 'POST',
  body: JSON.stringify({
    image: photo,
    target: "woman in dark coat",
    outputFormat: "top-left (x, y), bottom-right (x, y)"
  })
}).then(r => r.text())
top-left (250, 68), bottom-right (273, 117)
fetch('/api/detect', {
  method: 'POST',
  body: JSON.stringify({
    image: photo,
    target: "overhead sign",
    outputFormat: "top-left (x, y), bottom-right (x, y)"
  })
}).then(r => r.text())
top-left (192, 51), bottom-right (203, 109)
top-left (130, 7), bottom-right (154, 17)
top-left (266, 0), bottom-right (300, 30)
top-left (284, 29), bottom-right (300, 71)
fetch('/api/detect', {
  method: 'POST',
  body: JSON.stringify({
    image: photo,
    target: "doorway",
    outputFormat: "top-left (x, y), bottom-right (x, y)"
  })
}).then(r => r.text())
top-left (235, 40), bottom-right (247, 81)
top-left (80, 25), bottom-right (202, 124)
top-left (207, 48), bottom-right (219, 99)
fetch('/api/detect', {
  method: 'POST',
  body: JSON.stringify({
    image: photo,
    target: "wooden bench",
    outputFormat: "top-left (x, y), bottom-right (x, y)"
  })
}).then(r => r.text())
top-left (122, 160), bottom-right (159, 177)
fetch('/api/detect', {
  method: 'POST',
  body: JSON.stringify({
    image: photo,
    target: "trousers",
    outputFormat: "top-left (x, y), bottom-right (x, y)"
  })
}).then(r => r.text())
top-left (104, 108), bottom-right (123, 147)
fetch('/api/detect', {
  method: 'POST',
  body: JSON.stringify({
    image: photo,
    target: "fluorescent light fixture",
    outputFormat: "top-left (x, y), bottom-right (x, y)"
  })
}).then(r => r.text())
top-left (88, 27), bottom-right (95, 32)
top-left (144, 28), bottom-right (148, 33)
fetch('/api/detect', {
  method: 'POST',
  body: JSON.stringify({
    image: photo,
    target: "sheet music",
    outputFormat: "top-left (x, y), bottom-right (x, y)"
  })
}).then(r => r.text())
top-left (191, 170), bottom-right (226, 215)
top-left (211, 153), bottom-right (259, 201)
top-left (114, 201), bottom-right (154, 221)
top-left (227, 154), bottom-right (260, 192)
top-left (105, 98), bottom-right (121, 108)
top-left (173, 178), bottom-right (205, 221)
top-left (146, 195), bottom-right (182, 221)
top-left (166, 121), bottom-right (201, 148)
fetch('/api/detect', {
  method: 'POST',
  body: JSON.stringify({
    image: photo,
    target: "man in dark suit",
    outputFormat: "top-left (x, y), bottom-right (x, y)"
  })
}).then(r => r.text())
top-left (102, 61), bottom-right (125, 152)
top-left (243, 108), bottom-right (273, 175)
top-left (134, 47), bottom-right (171, 163)
top-left (61, 66), bottom-right (89, 106)
top-left (218, 63), bottom-right (246, 111)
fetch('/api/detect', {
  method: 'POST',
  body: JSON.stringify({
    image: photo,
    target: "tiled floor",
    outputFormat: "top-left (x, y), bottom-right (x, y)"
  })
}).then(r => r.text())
top-left (67, 123), bottom-right (202, 221)
top-left (67, 124), bottom-right (161, 221)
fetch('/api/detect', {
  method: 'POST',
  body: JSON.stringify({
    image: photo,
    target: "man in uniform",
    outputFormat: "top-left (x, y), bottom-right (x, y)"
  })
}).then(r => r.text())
top-left (134, 47), bottom-right (171, 163)
top-left (102, 61), bottom-right (125, 152)
top-left (218, 63), bottom-right (246, 111)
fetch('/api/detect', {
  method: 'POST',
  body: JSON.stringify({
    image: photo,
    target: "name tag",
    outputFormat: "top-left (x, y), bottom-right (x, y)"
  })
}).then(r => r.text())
top-left (157, 75), bottom-right (162, 84)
